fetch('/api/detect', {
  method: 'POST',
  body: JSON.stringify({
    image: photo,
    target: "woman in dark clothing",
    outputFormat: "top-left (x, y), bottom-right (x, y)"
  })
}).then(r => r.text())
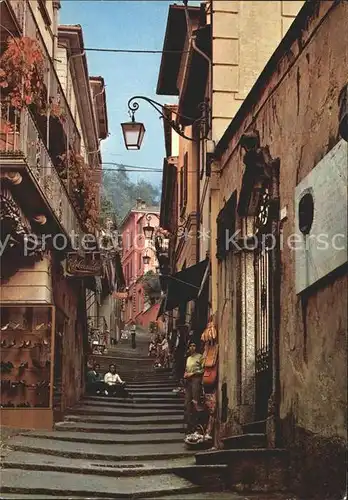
top-left (86, 363), bottom-right (105, 395)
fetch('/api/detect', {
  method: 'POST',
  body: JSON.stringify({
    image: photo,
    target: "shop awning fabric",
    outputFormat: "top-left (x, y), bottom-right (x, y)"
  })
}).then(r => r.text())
top-left (157, 259), bottom-right (209, 317)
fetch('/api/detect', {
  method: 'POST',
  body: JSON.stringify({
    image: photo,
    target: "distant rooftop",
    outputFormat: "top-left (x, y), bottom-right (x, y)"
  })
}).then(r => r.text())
top-left (120, 200), bottom-right (160, 229)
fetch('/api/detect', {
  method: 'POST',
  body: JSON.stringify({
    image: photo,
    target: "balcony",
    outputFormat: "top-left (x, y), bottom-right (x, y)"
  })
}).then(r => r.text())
top-left (1, 0), bottom-right (81, 157)
top-left (0, 106), bottom-right (84, 241)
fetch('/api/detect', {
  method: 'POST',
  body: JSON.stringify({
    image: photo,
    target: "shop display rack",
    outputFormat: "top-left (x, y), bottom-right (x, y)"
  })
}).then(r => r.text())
top-left (0, 304), bottom-right (55, 429)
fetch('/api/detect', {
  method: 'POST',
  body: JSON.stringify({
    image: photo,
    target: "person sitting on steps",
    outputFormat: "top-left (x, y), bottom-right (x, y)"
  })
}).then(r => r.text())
top-left (104, 364), bottom-right (128, 398)
top-left (86, 363), bottom-right (104, 395)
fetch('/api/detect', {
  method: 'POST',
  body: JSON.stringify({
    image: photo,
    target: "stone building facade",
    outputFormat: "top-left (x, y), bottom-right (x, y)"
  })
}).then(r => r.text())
top-left (212, 1), bottom-right (347, 496)
top-left (0, 0), bottom-right (121, 428)
top-left (157, 1), bottom-right (303, 335)
top-left (120, 201), bottom-right (160, 329)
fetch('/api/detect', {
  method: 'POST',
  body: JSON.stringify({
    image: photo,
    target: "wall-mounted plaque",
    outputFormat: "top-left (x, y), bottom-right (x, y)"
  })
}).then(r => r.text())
top-left (295, 140), bottom-right (347, 293)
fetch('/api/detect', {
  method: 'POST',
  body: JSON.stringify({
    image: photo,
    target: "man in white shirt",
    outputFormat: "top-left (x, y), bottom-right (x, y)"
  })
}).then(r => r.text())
top-left (104, 364), bottom-right (128, 398)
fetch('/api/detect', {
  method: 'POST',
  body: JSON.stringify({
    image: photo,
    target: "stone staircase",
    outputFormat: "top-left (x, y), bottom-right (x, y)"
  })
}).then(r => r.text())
top-left (0, 332), bottom-right (229, 499)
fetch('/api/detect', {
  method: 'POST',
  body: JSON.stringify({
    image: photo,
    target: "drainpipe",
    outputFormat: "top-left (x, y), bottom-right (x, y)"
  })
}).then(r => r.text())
top-left (52, 1), bottom-right (61, 68)
top-left (88, 83), bottom-right (107, 166)
top-left (182, 1), bottom-right (212, 266)
top-left (66, 50), bottom-right (85, 187)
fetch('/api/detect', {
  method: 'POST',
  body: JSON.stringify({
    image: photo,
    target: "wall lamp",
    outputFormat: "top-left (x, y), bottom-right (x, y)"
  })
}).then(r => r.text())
top-left (121, 96), bottom-right (210, 150)
top-left (142, 247), bottom-right (158, 265)
top-left (142, 252), bottom-right (151, 265)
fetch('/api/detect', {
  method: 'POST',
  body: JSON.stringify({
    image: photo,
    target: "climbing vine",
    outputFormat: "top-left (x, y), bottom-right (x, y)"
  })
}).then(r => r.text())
top-left (58, 151), bottom-right (99, 233)
top-left (0, 36), bottom-right (65, 124)
top-left (0, 36), bottom-right (46, 110)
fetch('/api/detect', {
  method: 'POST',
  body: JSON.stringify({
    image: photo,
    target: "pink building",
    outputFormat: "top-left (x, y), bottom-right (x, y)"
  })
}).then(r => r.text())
top-left (120, 200), bottom-right (160, 328)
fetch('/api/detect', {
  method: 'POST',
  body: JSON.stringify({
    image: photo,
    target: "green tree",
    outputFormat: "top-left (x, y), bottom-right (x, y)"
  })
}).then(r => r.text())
top-left (102, 167), bottom-right (160, 221)
top-left (99, 195), bottom-right (115, 225)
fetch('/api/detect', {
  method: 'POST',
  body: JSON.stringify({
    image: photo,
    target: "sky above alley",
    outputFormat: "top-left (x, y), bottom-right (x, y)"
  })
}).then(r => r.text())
top-left (60, 0), bottom-right (185, 188)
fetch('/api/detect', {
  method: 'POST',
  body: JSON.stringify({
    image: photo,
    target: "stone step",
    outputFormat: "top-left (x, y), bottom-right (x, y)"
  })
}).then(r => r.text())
top-left (55, 421), bottom-right (185, 434)
top-left (195, 448), bottom-right (289, 493)
top-left (122, 375), bottom-right (174, 382)
top-left (222, 433), bottom-right (267, 449)
top-left (2, 453), bottom-right (226, 487)
top-left (242, 420), bottom-right (267, 434)
top-left (126, 386), bottom-right (178, 392)
top-left (63, 414), bottom-right (183, 425)
top-left (1, 452), bottom-right (192, 471)
top-left (0, 469), bottom-right (201, 498)
top-left (81, 395), bottom-right (184, 405)
top-left (129, 387), bottom-right (179, 393)
top-left (80, 399), bottom-right (184, 410)
top-left (67, 406), bottom-right (183, 417)
top-left (7, 436), bottom-right (193, 461)
top-left (20, 431), bottom-right (183, 445)
top-left (93, 354), bottom-right (152, 362)
top-left (127, 391), bottom-right (181, 399)
top-left (0, 492), bottom-right (295, 500)
top-left (127, 380), bottom-right (178, 386)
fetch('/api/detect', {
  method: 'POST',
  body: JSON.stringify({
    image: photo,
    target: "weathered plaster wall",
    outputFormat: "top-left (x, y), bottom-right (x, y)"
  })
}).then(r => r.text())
top-left (0, 257), bottom-right (52, 303)
top-left (216, 1), bottom-right (347, 496)
top-left (211, 0), bottom-right (304, 143)
top-left (176, 129), bottom-right (199, 270)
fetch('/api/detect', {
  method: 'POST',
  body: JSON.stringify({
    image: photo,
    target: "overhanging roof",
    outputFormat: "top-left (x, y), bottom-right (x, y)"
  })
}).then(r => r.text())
top-left (58, 25), bottom-right (99, 156)
top-left (156, 4), bottom-right (201, 96)
top-left (89, 76), bottom-right (109, 140)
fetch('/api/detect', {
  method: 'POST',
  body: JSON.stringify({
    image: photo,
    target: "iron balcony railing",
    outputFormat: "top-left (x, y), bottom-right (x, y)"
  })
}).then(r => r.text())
top-left (6, 0), bottom-right (81, 153)
top-left (0, 105), bottom-right (83, 239)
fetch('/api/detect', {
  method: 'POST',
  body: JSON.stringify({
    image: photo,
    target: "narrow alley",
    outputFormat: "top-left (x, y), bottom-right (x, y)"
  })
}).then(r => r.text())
top-left (0, 331), bottom-right (294, 499)
top-left (0, 1), bottom-right (346, 499)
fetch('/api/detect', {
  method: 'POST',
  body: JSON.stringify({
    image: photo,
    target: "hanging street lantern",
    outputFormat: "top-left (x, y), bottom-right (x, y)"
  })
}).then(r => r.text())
top-left (122, 96), bottom-right (211, 150)
top-left (142, 253), bottom-right (151, 265)
top-left (143, 222), bottom-right (155, 241)
top-left (121, 111), bottom-right (146, 150)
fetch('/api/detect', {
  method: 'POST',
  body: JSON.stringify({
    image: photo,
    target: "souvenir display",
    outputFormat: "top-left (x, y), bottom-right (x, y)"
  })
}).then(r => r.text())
top-left (0, 305), bottom-right (54, 409)
top-left (183, 315), bottom-right (218, 448)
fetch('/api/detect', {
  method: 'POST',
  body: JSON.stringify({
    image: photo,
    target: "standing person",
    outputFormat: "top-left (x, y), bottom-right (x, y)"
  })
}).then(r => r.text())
top-left (130, 322), bottom-right (136, 349)
top-left (184, 342), bottom-right (205, 434)
top-left (86, 363), bottom-right (104, 395)
top-left (159, 334), bottom-right (169, 367)
top-left (104, 364), bottom-right (128, 398)
top-left (148, 336), bottom-right (156, 357)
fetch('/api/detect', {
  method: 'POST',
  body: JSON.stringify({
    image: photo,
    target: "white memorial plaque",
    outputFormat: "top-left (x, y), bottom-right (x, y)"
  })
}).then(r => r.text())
top-left (295, 139), bottom-right (347, 293)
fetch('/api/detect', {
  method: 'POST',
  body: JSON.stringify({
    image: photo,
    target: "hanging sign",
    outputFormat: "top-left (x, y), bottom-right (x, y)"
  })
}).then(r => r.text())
top-left (66, 252), bottom-right (102, 277)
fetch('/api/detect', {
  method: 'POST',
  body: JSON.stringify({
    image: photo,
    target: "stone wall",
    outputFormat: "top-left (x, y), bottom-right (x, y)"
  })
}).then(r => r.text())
top-left (211, 0), bottom-right (304, 143)
top-left (0, 256), bottom-right (52, 303)
top-left (216, 1), bottom-right (347, 496)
